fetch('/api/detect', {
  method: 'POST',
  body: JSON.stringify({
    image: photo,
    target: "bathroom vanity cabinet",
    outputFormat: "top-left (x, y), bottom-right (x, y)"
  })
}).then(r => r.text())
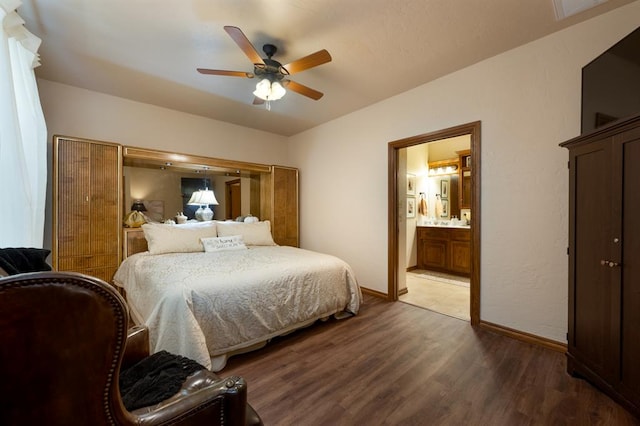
top-left (416, 226), bottom-right (470, 277)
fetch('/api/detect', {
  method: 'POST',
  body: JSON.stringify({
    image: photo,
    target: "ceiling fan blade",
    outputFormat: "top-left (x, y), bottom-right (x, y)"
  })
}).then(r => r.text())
top-left (224, 26), bottom-right (265, 65)
top-left (197, 68), bottom-right (254, 78)
top-left (283, 80), bottom-right (324, 100)
top-left (253, 97), bottom-right (265, 105)
top-left (282, 49), bottom-right (331, 75)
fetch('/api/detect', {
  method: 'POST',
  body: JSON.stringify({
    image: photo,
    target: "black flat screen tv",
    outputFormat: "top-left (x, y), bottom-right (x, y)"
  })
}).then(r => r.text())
top-left (581, 26), bottom-right (640, 134)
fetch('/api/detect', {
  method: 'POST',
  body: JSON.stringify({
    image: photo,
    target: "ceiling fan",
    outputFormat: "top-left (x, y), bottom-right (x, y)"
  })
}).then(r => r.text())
top-left (197, 26), bottom-right (332, 108)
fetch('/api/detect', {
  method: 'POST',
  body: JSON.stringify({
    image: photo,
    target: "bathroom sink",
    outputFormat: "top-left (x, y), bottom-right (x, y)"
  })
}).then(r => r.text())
top-left (421, 220), bottom-right (469, 228)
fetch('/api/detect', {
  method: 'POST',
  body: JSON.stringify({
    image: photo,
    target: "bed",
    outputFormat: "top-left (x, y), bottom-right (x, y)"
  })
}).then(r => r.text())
top-left (113, 221), bottom-right (361, 371)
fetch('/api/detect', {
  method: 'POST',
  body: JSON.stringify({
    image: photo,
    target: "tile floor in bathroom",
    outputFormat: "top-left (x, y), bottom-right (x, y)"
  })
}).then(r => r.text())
top-left (399, 269), bottom-right (470, 321)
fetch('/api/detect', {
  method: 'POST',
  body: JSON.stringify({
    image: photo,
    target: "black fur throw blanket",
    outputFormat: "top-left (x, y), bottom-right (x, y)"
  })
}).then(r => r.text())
top-left (0, 248), bottom-right (51, 275)
top-left (120, 350), bottom-right (207, 411)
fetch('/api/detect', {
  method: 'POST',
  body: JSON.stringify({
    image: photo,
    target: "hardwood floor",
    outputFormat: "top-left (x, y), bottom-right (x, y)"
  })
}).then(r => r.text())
top-left (222, 295), bottom-right (639, 425)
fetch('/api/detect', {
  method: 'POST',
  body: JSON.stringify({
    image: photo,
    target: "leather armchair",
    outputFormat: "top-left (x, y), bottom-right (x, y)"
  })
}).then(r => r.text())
top-left (0, 271), bottom-right (262, 426)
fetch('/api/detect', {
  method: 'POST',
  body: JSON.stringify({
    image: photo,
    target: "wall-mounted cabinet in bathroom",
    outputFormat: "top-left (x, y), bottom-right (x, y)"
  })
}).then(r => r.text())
top-left (457, 149), bottom-right (471, 210)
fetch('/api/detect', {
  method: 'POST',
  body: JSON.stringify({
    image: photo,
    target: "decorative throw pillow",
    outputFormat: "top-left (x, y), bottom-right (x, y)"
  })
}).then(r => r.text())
top-left (215, 220), bottom-right (276, 246)
top-left (173, 221), bottom-right (215, 228)
top-left (201, 235), bottom-right (248, 252)
top-left (142, 222), bottom-right (217, 254)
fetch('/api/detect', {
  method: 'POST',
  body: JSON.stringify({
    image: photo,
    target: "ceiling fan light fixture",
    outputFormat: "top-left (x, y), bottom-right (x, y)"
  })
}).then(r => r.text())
top-left (198, 27), bottom-right (330, 106)
top-left (270, 81), bottom-right (286, 100)
top-left (253, 78), bottom-right (286, 101)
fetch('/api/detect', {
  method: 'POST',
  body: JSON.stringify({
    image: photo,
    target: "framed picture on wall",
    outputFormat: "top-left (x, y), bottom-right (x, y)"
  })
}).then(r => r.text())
top-left (407, 197), bottom-right (416, 218)
top-left (440, 200), bottom-right (449, 217)
top-left (407, 174), bottom-right (416, 195)
top-left (440, 180), bottom-right (449, 200)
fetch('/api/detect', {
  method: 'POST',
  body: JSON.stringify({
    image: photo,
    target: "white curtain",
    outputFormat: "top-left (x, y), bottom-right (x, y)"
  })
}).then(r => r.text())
top-left (0, 0), bottom-right (47, 248)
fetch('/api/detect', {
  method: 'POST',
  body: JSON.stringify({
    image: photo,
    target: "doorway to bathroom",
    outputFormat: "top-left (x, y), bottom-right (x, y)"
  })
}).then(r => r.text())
top-left (387, 121), bottom-right (480, 325)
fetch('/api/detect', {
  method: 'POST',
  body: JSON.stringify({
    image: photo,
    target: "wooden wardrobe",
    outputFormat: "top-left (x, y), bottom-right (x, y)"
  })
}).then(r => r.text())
top-left (261, 166), bottom-right (299, 247)
top-left (52, 136), bottom-right (122, 282)
top-left (561, 113), bottom-right (640, 417)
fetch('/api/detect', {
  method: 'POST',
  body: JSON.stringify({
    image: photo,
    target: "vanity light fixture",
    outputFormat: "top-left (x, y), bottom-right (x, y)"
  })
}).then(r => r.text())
top-left (428, 164), bottom-right (458, 176)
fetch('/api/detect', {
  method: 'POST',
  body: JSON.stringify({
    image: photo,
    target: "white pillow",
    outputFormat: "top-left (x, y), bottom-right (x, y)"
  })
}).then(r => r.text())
top-left (142, 222), bottom-right (218, 254)
top-left (215, 220), bottom-right (276, 246)
top-left (173, 221), bottom-right (213, 228)
top-left (201, 235), bottom-right (248, 252)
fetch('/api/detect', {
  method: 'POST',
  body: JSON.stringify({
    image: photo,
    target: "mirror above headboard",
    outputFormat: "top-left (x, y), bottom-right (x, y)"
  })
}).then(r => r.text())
top-left (122, 146), bottom-right (271, 222)
top-left (123, 146), bottom-right (271, 174)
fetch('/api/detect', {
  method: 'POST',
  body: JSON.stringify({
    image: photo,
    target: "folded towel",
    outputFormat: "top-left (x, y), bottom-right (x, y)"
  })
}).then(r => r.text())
top-left (0, 248), bottom-right (51, 276)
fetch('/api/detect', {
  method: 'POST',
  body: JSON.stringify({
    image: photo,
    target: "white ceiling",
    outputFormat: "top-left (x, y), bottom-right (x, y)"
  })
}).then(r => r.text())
top-left (19, 0), bottom-right (636, 136)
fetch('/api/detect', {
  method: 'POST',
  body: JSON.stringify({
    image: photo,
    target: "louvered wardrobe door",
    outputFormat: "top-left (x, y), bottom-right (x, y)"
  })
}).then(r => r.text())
top-left (271, 166), bottom-right (299, 247)
top-left (53, 136), bottom-right (122, 283)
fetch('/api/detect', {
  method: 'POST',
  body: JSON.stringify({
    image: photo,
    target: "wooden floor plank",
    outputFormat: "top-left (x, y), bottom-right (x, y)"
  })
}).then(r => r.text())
top-left (222, 295), bottom-right (639, 425)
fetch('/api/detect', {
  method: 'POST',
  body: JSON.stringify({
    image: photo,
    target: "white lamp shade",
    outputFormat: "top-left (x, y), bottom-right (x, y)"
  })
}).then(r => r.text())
top-left (253, 79), bottom-right (270, 100)
top-left (198, 189), bottom-right (218, 205)
top-left (270, 81), bottom-right (286, 100)
top-left (187, 189), bottom-right (219, 206)
top-left (187, 192), bottom-right (199, 205)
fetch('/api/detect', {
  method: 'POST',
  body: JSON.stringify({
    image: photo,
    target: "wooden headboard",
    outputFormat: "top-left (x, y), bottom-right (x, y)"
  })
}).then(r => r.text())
top-left (123, 228), bottom-right (148, 259)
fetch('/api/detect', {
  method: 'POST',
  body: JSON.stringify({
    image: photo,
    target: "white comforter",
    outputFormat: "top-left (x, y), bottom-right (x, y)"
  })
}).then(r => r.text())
top-left (113, 246), bottom-right (361, 370)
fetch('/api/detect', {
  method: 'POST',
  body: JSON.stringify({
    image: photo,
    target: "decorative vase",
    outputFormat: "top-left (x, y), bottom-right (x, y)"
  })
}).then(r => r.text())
top-left (194, 206), bottom-right (204, 221)
top-left (202, 206), bottom-right (214, 221)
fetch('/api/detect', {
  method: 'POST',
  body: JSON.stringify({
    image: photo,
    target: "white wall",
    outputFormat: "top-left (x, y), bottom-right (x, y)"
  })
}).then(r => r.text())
top-left (39, 80), bottom-right (289, 250)
top-left (288, 3), bottom-right (640, 344)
